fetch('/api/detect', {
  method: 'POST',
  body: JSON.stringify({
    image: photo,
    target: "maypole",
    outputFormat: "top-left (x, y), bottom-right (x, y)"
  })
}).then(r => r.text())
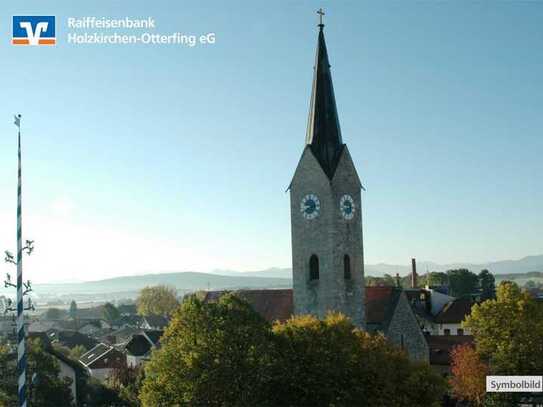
top-left (4, 114), bottom-right (34, 407)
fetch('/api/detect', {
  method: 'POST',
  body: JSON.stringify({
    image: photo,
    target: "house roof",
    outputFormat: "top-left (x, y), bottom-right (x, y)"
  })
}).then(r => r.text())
top-left (202, 288), bottom-right (415, 331)
top-left (47, 347), bottom-right (87, 374)
top-left (117, 304), bottom-right (137, 315)
top-left (204, 289), bottom-right (294, 323)
top-left (404, 288), bottom-right (435, 322)
top-left (47, 329), bottom-right (97, 350)
top-left (143, 315), bottom-right (169, 329)
top-left (100, 326), bottom-right (141, 345)
top-left (434, 298), bottom-right (473, 324)
top-left (112, 315), bottom-right (142, 328)
top-left (29, 332), bottom-right (87, 374)
top-left (426, 335), bottom-right (474, 366)
top-left (125, 334), bottom-right (153, 357)
top-left (143, 330), bottom-right (163, 346)
top-left (364, 287), bottom-right (402, 333)
top-left (79, 343), bottom-right (114, 367)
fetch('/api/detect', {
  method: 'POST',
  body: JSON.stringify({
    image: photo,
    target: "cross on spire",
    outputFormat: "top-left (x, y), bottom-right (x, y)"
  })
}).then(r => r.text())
top-left (317, 8), bottom-right (325, 28)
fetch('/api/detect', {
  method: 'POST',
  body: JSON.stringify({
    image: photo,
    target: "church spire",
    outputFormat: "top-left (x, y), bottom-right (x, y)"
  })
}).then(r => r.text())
top-left (305, 10), bottom-right (344, 179)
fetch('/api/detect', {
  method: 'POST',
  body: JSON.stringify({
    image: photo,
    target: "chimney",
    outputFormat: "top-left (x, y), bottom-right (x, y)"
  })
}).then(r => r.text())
top-left (411, 258), bottom-right (418, 288)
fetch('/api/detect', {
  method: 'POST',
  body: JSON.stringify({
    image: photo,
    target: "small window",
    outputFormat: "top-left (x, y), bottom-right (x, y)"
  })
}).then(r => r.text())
top-left (400, 334), bottom-right (405, 350)
top-left (457, 328), bottom-right (464, 336)
top-left (444, 329), bottom-right (451, 336)
top-left (343, 255), bottom-right (351, 280)
top-left (309, 255), bottom-right (319, 281)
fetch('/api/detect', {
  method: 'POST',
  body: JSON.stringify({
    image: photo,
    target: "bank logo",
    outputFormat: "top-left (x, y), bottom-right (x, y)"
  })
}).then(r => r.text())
top-left (12, 16), bottom-right (56, 45)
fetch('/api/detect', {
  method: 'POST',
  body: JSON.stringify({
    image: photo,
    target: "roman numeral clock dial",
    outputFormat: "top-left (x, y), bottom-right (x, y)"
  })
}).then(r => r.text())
top-left (300, 194), bottom-right (320, 220)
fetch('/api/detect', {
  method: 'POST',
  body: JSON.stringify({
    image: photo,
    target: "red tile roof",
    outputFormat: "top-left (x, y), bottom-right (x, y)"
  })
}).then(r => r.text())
top-left (204, 287), bottom-right (402, 329)
top-left (204, 289), bottom-right (293, 323)
top-left (426, 335), bottom-right (474, 366)
top-left (364, 287), bottom-right (401, 330)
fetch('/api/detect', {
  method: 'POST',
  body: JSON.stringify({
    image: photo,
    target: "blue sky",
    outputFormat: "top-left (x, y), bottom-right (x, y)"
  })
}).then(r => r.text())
top-left (0, 1), bottom-right (541, 283)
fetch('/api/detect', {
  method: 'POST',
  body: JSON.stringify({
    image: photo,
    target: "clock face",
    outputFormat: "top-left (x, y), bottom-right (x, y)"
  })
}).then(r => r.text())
top-left (340, 194), bottom-right (355, 220)
top-left (300, 194), bottom-right (320, 220)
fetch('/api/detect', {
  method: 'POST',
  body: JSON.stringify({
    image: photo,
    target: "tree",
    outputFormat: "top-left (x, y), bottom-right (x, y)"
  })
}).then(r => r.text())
top-left (43, 307), bottom-right (67, 320)
top-left (69, 345), bottom-right (87, 360)
top-left (0, 344), bottom-right (16, 406)
top-left (0, 339), bottom-right (74, 406)
top-left (449, 344), bottom-right (488, 406)
top-left (271, 313), bottom-right (446, 407)
top-left (27, 338), bottom-right (74, 406)
top-left (478, 269), bottom-right (496, 301)
top-left (365, 275), bottom-right (395, 287)
top-left (69, 300), bottom-right (78, 320)
top-left (140, 293), bottom-right (274, 406)
top-left (102, 302), bottom-right (120, 322)
top-left (136, 285), bottom-right (178, 316)
top-left (426, 271), bottom-right (448, 286)
top-left (140, 294), bottom-right (447, 407)
top-left (464, 281), bottom-right (543, 375)
top-left (80, 377), bottom-right (125, 407)
top-left (447, 269), bottom-right (479, 297)
top-left (108, 364), bottom-right (144, 406)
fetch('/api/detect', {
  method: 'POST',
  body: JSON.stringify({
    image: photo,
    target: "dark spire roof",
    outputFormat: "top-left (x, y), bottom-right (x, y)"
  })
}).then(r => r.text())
top-left (305, 23), bottom-right (344, 179)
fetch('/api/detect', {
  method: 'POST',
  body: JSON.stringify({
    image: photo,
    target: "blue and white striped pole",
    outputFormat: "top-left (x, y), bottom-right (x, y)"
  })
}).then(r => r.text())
top-left (14, 114), bottom-right (27, 407)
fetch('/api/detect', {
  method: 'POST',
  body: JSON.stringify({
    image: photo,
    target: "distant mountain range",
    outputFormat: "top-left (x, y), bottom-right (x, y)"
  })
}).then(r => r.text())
top-left (29, 272), bottom-right (291, 298)
top-left (16, 254), bottom-right (542, 299)
top-left (220, 254), bottom-right (543, 279)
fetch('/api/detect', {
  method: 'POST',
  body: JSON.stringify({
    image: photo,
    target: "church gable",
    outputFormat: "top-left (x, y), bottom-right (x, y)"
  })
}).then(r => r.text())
top-left (289, 145), bottom-right (331, 192)
top-left (365, 287), bottom-right (429, 362)
top-left (331, 145), bottom-right (362, 190)
top-left (387, 292), bottom-right (430, 362)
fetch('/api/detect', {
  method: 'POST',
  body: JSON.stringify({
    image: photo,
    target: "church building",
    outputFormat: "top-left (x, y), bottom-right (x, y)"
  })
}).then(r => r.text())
top-left (288, 15), bottom-right (365, 327)
top-left (203, 16), bottom-right (429, 362)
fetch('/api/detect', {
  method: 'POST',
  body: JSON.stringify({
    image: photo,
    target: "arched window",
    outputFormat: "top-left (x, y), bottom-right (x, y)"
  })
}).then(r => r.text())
top-left (309, 255), bottom-right (319, 281)
top-left (344, 255), bottom-right (351, 280)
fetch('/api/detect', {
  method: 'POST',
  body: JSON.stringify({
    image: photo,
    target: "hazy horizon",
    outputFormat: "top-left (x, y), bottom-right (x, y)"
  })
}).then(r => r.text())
top-left (1, 1), bottom-right (541, 283)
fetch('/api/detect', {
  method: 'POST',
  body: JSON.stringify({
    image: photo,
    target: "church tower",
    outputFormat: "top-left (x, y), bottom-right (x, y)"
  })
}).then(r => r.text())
top-left (289, 16), bottom-right (365, 327)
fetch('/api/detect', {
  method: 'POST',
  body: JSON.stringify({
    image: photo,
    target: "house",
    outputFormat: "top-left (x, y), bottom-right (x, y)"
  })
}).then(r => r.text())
top-left (425, 286), bottom-right (456, 316)
top-left (78, 319), bottom-right (111, 337)
top-left (124, 330), bottom-right (163, 367)
top-left (433, 297), bottom-right (473, 336)
top-left (0, 316), bottom-right (16, 337)
top-left (28, 320), bottom-right (64, 333)
top-left (203, 288), bottom-right (428, 362)
top-left (111, 315), bottom-right (143, 330)
top-left (426, 334), bottom-right (474, 375)
top-left (117, 303), bottom-right (138, 316)
top-left (48, 347), bottom-right (87, 405)
top-left (365, 287), bottom-right (429, 362)
top-left (100, 326), bottom-right (142, 345)
top-left (28, 332), bottom-right (86, 405)
top-left (404, 288), bottom-right (438, 333)
top-left (79, 343), bottom-right (125, 381)
top-left (141, 315), bottom-right (169, 330)
top-left (47, 329), bottom-right (97, 350)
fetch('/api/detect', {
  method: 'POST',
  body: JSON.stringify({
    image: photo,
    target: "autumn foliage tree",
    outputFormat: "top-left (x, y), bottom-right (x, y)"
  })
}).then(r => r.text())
top-left (140, 293), bottom-right (446, 407)
top-left (271, 313), bottom-right (446, 407)
top-left (140, 293), bottom-right (274, 406)
top-left (449, 344), bottom-right (488, 406)
top-left (464, 281), bottom-right (543, 375)
top-left (136, 285), bottom-right (178, 316)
